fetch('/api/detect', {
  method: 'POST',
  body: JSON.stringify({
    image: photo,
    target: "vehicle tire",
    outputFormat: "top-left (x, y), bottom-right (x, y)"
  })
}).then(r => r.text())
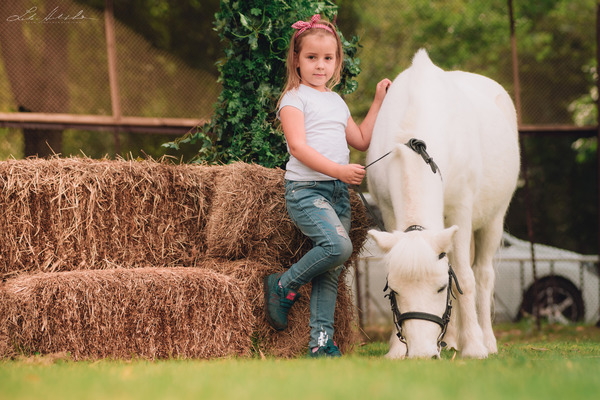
top-left (519, 277), bottom-right (585, 323)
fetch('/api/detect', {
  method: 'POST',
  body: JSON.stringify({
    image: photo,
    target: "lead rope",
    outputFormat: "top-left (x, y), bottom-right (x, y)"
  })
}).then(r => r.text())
top-left (354, 138), bottom-right (441, 231)
top-left (355, 189), bottom-right (385, 231)
top-left (352, 150), bottom-right (392, 231)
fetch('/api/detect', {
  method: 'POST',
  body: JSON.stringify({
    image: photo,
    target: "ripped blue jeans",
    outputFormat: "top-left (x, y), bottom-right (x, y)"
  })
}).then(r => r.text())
top-left (279, 180), bottom-right (353, 349)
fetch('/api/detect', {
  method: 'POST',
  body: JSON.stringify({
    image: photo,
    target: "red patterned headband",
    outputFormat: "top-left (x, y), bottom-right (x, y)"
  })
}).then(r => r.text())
top-left (291, 14), bottom-right (335, 38)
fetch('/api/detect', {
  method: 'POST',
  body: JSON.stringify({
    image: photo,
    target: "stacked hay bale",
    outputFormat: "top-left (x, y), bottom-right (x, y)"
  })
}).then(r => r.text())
top-left (0, 158), bottom-right (216, 275)
top-left (0, 158), bottom-right (368, 360)
top-left (0, 268), bottom-right (253, 359)
top-left (200, 162), bottom-right (368, 357)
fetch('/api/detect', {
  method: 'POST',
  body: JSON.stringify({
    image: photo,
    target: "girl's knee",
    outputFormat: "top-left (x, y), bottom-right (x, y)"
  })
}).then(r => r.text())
top-left (326, 237), bottom-right (353, 265)
top-left (340, 239), bottom-right (353, 262)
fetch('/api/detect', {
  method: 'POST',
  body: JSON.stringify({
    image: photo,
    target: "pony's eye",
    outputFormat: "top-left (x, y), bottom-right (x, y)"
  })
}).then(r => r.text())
top-left (437, 285), bottom-right (447, 293)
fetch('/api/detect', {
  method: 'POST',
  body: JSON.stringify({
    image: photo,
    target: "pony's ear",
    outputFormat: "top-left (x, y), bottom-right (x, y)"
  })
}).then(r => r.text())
top-left (434, 225), bottom-right (458, 254)
top-left (368, 229), bottom-right (398, 252)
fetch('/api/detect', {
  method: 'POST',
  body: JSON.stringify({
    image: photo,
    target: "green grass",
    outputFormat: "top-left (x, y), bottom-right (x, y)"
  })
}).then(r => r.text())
top-left (1, 323), bottom-right (599, 400)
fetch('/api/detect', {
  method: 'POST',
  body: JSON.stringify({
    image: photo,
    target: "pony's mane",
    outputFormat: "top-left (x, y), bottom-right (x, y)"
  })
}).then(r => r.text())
top-left (384, 233), bottom-right (440, 280)
top-left (405, 49), bottom-right (449, 137)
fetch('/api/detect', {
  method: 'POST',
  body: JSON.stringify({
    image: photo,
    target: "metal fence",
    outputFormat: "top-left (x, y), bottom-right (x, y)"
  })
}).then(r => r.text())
top-left (0, 0), bottom-right (221, 158)
top-left (0, 1), bottom-right (596, 152)
top-left (0, 0), bottom-right (220, 119)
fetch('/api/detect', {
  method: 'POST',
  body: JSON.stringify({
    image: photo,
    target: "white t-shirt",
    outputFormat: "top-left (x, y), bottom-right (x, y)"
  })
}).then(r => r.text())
top-left (278, 84), bottom-right (351, 181)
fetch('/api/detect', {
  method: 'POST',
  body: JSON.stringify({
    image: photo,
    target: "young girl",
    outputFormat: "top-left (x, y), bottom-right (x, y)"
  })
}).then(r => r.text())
top-left (263, 14), bottom-right (391, 357)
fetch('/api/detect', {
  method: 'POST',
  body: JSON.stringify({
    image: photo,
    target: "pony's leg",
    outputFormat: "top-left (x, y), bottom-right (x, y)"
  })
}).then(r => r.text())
top-left (443, 233), bottom-right (472, 351)
top-left (385, 331), bottom-right (407, 359)
top-left (449, 220), bottom-right (488, 358)
top-left (472, 217), bottom-right (504, 354)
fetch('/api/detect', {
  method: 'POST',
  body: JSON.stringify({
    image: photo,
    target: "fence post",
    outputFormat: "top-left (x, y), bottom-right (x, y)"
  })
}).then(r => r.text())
top-left (508, 0), bottom-right (540, 329)
top-left (595, 1), bottom-right (600, 327)
top-left (104, 0), bottom-right (121, 156)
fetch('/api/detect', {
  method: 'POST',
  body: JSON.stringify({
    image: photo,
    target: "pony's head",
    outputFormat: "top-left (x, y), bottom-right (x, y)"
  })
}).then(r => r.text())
top-left (369, 225), bottom-right (458, 358)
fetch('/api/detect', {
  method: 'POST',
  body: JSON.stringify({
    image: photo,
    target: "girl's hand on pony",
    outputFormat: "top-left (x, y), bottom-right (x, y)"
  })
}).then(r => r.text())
top-left (374, 78), bottom-right (393, 104)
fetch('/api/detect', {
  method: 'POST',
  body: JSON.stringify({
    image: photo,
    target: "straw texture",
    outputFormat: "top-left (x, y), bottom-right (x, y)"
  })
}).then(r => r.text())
top-left (0, 158), bottom-right (367, 359)
top-left (0, 268), bottom-right (252, 360)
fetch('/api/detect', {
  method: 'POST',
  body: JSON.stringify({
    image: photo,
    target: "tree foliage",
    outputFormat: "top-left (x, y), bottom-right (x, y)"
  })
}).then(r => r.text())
top-left (165, 0), bottom-right (361, 168)
top-left (349, 0), bottom-right (596, 126)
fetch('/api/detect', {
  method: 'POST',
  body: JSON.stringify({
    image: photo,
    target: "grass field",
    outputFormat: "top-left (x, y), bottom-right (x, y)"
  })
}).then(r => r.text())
top-left (1, 322), bottom-right (599, 400)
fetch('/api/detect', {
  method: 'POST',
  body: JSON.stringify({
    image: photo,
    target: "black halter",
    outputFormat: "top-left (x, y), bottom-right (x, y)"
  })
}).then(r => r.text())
top-left (384, 225), bottom-right (463, 352)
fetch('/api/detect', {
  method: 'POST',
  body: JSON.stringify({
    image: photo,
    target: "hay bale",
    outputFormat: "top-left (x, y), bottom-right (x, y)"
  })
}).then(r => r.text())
top-left (205, 162), bottom-right (369, 266)
top-left (204, 163), bottom-right (307, 264)
top-left (0, 267), bottom-right (253, 360)
top-left (0, 157), bottom-right (217, 277)
top-left (196, 258), bottom-right (359, 357)
top-left (0, 159), bottom-right (368, 359)
top-left (0, 331), bottom-right (10, 359)
top-left (0, 159), bottom-right (368, 276)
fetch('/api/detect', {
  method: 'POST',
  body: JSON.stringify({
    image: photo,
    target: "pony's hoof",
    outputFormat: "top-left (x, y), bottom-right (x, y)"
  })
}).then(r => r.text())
top-left (486, 340), bottom-right (498, 354)
top-left (460, 343), bottom-right (489, 359)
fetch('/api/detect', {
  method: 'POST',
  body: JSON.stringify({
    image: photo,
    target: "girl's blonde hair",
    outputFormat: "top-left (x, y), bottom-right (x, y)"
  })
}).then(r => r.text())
top-left (277, 17), bottom-right (343, 108)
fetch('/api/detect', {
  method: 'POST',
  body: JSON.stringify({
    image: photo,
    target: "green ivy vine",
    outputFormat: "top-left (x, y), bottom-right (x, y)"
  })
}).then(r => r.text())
top-left (165, 0), bottom-right (361, 168)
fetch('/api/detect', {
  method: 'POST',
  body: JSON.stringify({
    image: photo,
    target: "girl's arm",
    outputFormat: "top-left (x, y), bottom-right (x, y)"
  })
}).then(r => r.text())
top-left (280, 106), bottom-right (366, 185)
top-left (346, 78), bottom-right (392, 151)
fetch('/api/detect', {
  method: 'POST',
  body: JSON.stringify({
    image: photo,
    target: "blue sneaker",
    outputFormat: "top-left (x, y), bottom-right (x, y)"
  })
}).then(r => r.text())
top-left (263, 273), bottom-right (299, 331)
top-left (308, 339), bottom-right (342, 358)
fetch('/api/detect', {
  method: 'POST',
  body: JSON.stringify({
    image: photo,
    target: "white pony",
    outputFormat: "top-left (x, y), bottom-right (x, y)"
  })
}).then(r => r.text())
top-left (366, 49), bottom-right (520, 359)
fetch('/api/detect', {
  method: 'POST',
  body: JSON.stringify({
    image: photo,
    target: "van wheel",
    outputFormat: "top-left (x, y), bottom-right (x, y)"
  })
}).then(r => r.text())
top-left (519, 277), bottom-right (584, 323)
